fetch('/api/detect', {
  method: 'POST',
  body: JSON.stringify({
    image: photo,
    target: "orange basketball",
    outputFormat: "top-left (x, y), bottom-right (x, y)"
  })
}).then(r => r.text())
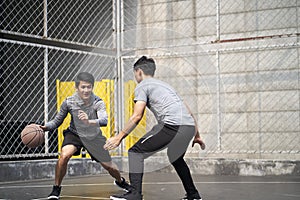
top-left (21, 124), bottom-right (45, 148)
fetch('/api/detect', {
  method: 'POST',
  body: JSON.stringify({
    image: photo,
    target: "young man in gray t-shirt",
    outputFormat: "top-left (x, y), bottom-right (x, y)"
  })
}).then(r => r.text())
top-left (41, 72), bottom-right (130, 200)
top-left (105, 56), bottom-right (205, 200)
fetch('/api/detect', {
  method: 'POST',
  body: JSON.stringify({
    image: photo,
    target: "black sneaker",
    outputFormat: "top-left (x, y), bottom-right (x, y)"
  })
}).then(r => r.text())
top-left (110, 191), bottom-right (143, 200)
top-left (48, 185), bottom-right (61, 200)
top-left (181, 192), bottom-right (202, 200)
top-left (114, 177), bottom-right (131, 192)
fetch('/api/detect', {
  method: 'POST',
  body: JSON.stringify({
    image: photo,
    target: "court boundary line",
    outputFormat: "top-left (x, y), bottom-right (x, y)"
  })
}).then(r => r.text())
top-left (1, 181), bottom-right (300, 190)
top-left (57, 195), bottom-right (110, 199)
top-left (30, 195), bottom-right (122, 200)
top-left (280, 194), bottom-right (300, 197)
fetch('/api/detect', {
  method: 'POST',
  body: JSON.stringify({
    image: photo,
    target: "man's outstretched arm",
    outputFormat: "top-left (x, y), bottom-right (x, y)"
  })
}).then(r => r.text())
top-left (104, 100), bottom-right (146, 150)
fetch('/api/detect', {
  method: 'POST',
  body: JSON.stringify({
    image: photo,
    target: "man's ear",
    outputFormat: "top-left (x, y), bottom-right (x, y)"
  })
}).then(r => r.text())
top-left (138, 68), bottom-right (143, 76)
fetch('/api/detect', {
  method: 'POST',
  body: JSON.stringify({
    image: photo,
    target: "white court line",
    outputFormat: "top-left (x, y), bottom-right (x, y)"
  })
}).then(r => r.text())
top-left (31, 195), bottom-right (110, 200)
top-left (0, 181), bottom-right (300, 189)
top-left (57, 195), bottom-right (109, 199)
top-left (281, 194), bottom-right (300, 197)
top-left (145, 181), bottom-right (300, 184)
top-left (30, 195), bottom-right (110, 200)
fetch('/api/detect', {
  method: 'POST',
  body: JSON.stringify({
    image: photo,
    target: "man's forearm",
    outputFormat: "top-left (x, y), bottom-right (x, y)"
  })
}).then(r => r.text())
top-left (118, 115), bottom-right (141, 139)
top-left (89, 118), bottom-right (108, 127)
top-left (122, 118), bottom-right (138, 134)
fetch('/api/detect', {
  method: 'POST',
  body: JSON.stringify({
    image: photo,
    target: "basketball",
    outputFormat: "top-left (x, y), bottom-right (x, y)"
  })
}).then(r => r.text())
top-left (21, 124), bottom-right (45, 148)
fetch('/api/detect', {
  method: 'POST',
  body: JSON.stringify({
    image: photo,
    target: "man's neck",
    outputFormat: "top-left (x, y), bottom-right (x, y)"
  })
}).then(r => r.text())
top-left (142, 75), bottom-right (153, 80)
top-left (83, 96), bottom-right (91, 105)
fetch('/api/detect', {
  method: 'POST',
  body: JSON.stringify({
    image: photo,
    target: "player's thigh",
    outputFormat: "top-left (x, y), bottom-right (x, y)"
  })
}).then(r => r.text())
top-left (60, 144), bottom-right (78, 159)
top-left (167, 125), bottom-right (195, 163)
top-left (130, 124), bottom-right (176, 154)
top-left (81, 135), bottom-right (112, 162)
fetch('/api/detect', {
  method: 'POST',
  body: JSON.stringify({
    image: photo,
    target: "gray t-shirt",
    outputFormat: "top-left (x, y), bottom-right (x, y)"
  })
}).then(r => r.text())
top-left (134, 78), bottom-right (194, 126)
top-left (45, 92), bottom-right (108, 139)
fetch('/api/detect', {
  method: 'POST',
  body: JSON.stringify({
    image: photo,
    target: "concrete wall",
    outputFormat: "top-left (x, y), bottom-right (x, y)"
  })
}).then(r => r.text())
top-left (0, 158), bottom-right (121, 182)
top-left (1, 157), bottom-right (299, 182)
top-left (123, 0), bottom-right (300, 160)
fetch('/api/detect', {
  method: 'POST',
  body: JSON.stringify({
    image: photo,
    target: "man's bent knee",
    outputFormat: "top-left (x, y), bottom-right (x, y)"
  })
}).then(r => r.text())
top-left (59, 152), bottom-right (73, 162)
top-left (59, 145), bottom-right (77, 162)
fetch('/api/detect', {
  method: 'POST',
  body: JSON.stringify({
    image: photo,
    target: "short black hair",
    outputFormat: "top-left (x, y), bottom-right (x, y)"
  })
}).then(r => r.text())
top-left (75, 72), bottom-right (95, 88)
top-left (133, 56), bottom-right (156, 76)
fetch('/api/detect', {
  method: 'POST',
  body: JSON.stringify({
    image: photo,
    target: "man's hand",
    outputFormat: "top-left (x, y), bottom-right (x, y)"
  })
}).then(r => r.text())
top-left (192, 133), bottom-right (206, 150)
top-left (78, 110), bottom-right (89, 125)
top-left (39, 125), bottom-right (47, 131)
top-left (104, 136), bottom-right (122, 150)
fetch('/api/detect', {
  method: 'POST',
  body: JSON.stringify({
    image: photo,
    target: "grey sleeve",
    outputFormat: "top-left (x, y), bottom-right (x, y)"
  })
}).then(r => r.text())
top-left (45, 101), bottom-right (68, 131)
top-left (134, 86), bottom-right (148, 103)
top-left (94, 100), bottom-right (108, 127)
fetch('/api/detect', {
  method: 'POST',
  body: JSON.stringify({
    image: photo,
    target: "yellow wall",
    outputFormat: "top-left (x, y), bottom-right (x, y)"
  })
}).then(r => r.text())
top-left (56, 79), bottom-right (145, 158)
top-left (124, 80), bottom-right (146, 155)
top-left (56, 79), bottom-right (114, 158)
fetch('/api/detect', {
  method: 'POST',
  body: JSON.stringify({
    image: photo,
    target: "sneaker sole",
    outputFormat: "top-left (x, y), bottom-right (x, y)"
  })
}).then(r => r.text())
top-left (110, 196), bottom-right (126, 200)
top-left (47, 196), bottom-right (59, 200)
top-left (182, 199), bottom-right (202, 200)
top-left (110, 196), bottom-right (144, 200)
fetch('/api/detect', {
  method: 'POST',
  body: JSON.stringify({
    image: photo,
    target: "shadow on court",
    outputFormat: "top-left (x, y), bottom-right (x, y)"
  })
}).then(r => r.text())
top-left (0, 172), bottom-right (299, 200)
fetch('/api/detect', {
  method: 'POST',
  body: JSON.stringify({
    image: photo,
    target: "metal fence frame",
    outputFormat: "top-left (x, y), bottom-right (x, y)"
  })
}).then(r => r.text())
top-left (1, 0), bottom-right (299, 160)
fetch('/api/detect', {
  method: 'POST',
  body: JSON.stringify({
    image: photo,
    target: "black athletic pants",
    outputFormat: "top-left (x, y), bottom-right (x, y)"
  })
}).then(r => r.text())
top-left (128, 123), bottom-right (198, 196)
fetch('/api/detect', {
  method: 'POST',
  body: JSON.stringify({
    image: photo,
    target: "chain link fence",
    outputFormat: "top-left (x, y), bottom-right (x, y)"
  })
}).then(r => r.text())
top-left (121, 0), bottom-right (300, 160)
top-left (0, 0), bottom-right (116, 159)
top-left (1, 0), bottom-right (299, 160)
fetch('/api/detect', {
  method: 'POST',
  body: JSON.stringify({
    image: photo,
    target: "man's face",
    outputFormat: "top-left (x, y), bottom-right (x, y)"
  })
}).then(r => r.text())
top-left (134, 68), bottom-right (143, 83)
top-left (76, 81), bottom-right (93, 101)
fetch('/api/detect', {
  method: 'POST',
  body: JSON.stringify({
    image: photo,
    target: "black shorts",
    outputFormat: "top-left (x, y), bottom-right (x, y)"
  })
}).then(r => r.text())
top-left (62, 129), bottom-right (111, 162)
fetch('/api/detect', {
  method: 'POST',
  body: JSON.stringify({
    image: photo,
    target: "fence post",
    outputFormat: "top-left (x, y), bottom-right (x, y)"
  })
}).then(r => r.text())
top-left (216, 0), bottom-right (220, 41)
top-left (114, 0), bottom-right (124, 156)
top-left (43, 0), bottom-right (49, 154)
top-left (216, 51), bottom-right (221, 151)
